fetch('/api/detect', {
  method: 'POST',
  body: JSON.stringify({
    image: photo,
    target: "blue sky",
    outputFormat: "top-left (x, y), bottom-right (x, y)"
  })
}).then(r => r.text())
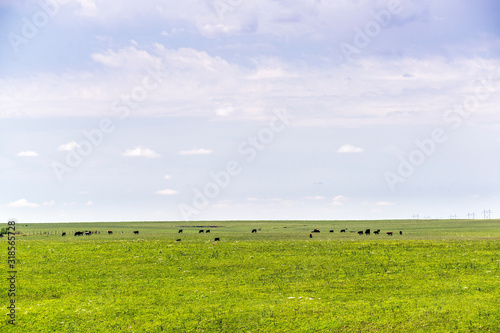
top-left (1, 0), bottom-right (500, 222)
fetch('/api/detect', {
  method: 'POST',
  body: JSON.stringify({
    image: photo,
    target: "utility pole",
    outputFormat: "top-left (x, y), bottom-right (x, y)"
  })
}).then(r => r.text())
top-left (483, 210), bottom-right (491, 219)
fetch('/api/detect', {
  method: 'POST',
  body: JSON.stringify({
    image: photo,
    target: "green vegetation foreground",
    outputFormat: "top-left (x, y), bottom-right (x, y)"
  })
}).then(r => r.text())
top-left (2, 220), bottom-right (500, 332)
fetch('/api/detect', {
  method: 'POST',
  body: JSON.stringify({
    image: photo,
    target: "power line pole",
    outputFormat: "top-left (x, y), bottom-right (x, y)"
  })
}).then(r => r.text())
top-left (467, 212), bottom-right (475, 219)
top-left (483, 210), bottom-right (491, 219)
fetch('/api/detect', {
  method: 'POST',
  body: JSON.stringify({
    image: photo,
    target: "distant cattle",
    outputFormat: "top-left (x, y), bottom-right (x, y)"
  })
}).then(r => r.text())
top-left (387, 232), bottom-right (393, 236)
top-left (199, 230), bottom-right (204, 233)
top-left (85, 231), bottom-right (91, 236)
top-left (340, 229), bottom-right (346, 233)
top-left (374, 230), bottom-right (380, 235)
top-left (365, 229), bottom-right (371, 235)
top-left (312, 229), bottom-right (320, 233)
top-left (206, 230), bottom-right (210, 233)
top-left (329, 230), bottom-right (334, 233)
top-left (133, 231), bottom-right (139, 234)
top-left (309, 233), bottom-right (313, 238)
top-left (400, 231), bottom-right (403, 235)
top-left (62, 232), bottom-right (66, 236)
top-left (178, 229), bottom-right (183, 233)
top-left (252, 229), bottom-right (257, 233)
top-left (358, 231), bottom-right (364, 235)
top-left (214, 237), bottom-right (220, 241)
top-left (176, 239), bottom-right (181, 242)
top-left (107, 230), bottom-right (113, 234)
top-left (74, 231), bottom-right (83, 236)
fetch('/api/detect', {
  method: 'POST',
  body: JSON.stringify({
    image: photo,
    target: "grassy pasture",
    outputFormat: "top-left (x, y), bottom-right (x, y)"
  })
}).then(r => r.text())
top-left (2, 219), bottom-right (500, 332)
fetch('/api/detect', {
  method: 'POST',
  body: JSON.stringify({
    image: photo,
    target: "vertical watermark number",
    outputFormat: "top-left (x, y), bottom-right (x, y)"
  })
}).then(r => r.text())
top-left (6, 220), bottom-right (17, 325)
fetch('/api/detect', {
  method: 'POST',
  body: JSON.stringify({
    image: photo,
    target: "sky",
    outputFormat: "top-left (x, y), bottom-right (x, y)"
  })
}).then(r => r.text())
top-left (1, 0), bottom-right (500, 223)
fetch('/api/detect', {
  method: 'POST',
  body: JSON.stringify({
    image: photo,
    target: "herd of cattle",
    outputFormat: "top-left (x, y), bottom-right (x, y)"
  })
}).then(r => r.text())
top-left (312, 228), bottom-right (402, 236)
top-left (67, 230), bottom-right (139, 236)
top-left (61, 227), bottom-right (403, 241)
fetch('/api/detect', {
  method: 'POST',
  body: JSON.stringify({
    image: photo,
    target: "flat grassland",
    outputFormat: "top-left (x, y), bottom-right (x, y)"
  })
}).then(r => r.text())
top-left (2, 219), bottom-right (500, 332)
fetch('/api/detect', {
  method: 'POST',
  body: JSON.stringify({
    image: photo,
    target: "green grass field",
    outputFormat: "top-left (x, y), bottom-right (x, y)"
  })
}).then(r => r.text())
top-left (2, 219), bottom-right (500, 332)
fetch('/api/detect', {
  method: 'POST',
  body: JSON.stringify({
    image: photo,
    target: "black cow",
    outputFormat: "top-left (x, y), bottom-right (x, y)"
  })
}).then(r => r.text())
top-left (312, 229), bottom-right (320, 233)
top-left (365, 229), bottom-right (371, 235)
top-left (178, 229), bottom-right (183, 233)
top-left (374, 230), bottom-right (380, 235)
top-left (340, 229), bottom-right (346, 233)
top-left (133, 231), bottom-right (139, 234)
top-left (214, 237), bottom-right (220, 241)
top-left (309, 233), bottom-right (313, 238)
top-left (176, 239), bottom-right (181, 242)
top-left (399, 231), bottom-right (403, 235)
top-left (329, 230), bottom-right (334, 233)
top-left (62, 232), bottom-right (66, 236)
top-left (74, 231), bottom-right (83, 236)
top-left (252, 229), bottom-right (257, 233)
top-left (199, 230), bottom-right (204, 233)
top-left (206, 230), bottom-right (210, 233)
top-left (85, 231), bottom-right (91, 236)
top-left (107, 230), bottom-right (113, 234)
top-left (358, 231), bottom-right (364, 235)
top-left (387, 232), bottom-right (393, 236)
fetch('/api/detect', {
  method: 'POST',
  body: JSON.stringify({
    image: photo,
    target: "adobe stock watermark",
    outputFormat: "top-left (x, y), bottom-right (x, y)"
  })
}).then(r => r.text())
top-left (178, 108), bottom-right (294, 220)
top-left (212, 0), bottom-right (243, 19)
top-left (51, 63), bottom-right (168, 182)
top-left (340, 0), bottom-right (403, 62)
top-left (7, 0), bottom-right (69, 54)
top-left (385, 72), bottom-right (497, 191)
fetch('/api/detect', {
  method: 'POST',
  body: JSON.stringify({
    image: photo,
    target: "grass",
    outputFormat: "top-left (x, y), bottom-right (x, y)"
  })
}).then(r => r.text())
top-left (2, 219), bottom-right (500, 332)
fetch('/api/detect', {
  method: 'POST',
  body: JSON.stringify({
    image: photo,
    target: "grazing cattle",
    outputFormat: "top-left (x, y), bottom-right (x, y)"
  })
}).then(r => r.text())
top-left (399, 231), bottom-right (403, 235)
top-left (176, 239), bottom-right (181, 242)
top-left (312, 229), bottom-right (320, 233)
top-left (340, 229), bottom-right (346, 233)
top-left (85, 231), bottom-right (91, 236)
top-left (107, 230), bottom-right (113, 234)
top-left (199, 230), bottom-right (204, 233)
top-left (62, 232), bottom-right (66, 236)
top-left (214, 237), bottom-right (220, 241)
top-left (329, 230), bottom-right (334, 233)
top-left (74, 231), bottom-right (83, 236)
top-left (206, 230), bottom-right (210, 233)
top-left (309, 233), bottom-right (313, 238)
top-left (387, 232), bottom-right (393, 236)
top-left (365, 229), bottom-right (371, 235)
top-left (133, 231), bottom-right (139, 234)
top-left (178, 229), bottom-right (183, 233)
top-left (358, 231), bottom-right (364, 235)
top-left (252, 229), bottom-right (257, 233)
top-left (374, 230), bottom-right (380, 235)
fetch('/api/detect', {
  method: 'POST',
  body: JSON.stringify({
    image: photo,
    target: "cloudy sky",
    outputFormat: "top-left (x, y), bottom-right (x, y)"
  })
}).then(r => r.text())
top-left (2, 0), bottom-right (500, 223)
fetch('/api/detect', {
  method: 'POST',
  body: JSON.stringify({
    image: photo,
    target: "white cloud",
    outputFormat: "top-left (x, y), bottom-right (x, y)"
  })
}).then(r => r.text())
top-left (42, 201), bottom-right (55, 206)
top-left (85, 201), bottom-right (95, 206)
top-left (337, 144), bottom-right (364, 153)
top-left (58, 141), bottom-right (80, 151)
top-left (155, 189), bottom-right (178, 195)
top-left (331, 195), bottom-right (347, 206)
top-left (215, 106), bottom-right (235, 117)
top-left (164, 174), bottom-right (172, 179)
top-left (376, 201), bottom-right (395, 206)
top-left (179, 148), bottom-right (213, 155)
top-left (7, 199), bottom-right (40, 208)
top-left (122, 146), bottom-right (160, 158)
top-left (17, 151), bottom-right (39, 157)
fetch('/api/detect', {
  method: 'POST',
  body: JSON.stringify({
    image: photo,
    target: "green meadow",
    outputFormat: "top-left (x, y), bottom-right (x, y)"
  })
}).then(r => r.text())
top-left (2, 219), bottom-right (500, 332)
